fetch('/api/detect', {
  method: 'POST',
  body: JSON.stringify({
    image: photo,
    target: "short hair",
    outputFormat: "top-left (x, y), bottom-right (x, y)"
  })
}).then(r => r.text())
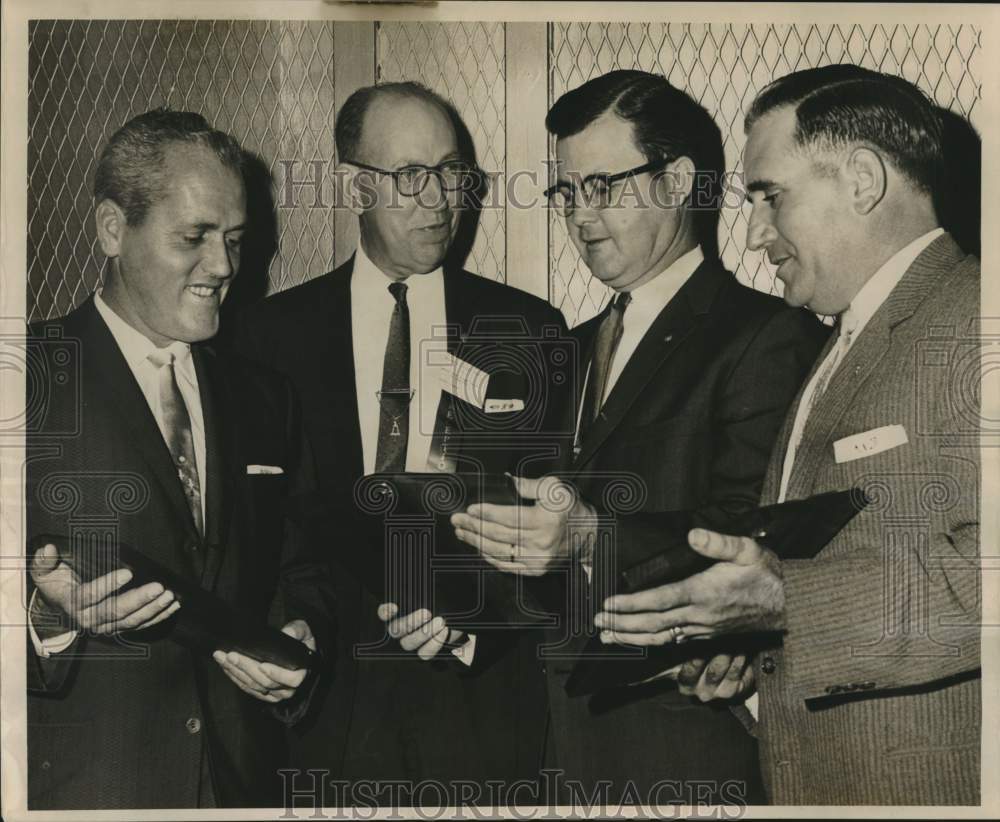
top-left (334, 81), bottom-right (456, 163)
top-left (745, 65), bottom-right (943, 193)
top-left (94, 108), bottom-right (245, 225)
top-left (545, 70), bottom-right (726, 253)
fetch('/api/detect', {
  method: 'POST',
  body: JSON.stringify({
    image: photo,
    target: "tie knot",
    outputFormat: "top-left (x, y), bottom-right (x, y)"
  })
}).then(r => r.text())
top-left (388, 281), bottom-right (408, 304)
top-left (147, 348), bottom-right (176, 369)
top-left (613, 291), bottom-right (632, 313)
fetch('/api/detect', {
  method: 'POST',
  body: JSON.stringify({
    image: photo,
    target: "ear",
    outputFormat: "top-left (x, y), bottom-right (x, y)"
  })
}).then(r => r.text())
top-left (846, 147), bottom-right (886, 215)
top-left (95, 198), bottom-right (126, 258)
top-left (336, 163), bottom-right (369, 217)
top-left (655, 156), bottom-right (696, 208)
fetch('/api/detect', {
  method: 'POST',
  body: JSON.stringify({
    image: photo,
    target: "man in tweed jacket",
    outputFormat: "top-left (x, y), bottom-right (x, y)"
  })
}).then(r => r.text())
top-left (594, 65), bottom-right (981, 805)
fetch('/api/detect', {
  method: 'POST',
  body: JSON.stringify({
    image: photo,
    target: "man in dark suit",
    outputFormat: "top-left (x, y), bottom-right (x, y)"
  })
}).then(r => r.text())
top-left (231, 82), bottom-right (568, 803)
top-left (26, 109), bottom-right (332, 809)
top-left (595, 66), bottom-right (981, 806)
top-left (451, 71), bottom-right (828, 805)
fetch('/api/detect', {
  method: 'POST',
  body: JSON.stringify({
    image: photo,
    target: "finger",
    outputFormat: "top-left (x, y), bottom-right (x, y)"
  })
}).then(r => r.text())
top-left (710, 655), bottom-right (747, 700)
top-left (30, 543), bottom-right (61, 579)
top-left (387, 609), bottom-right (433, 640)
top-left (470, 518), bottom-right (520, 546)
top-left (417, 625), bottom-right (450, 661)
top-left (377, 603), bottom-right (399, 622)
top-left (508, 475), bottom-right (541, 501)
top-left (594, 605), bottom-right (699, 633)
top-left (677, 658), bottom-right (707, 689)
top-left (688, 529), bottom-right (760, 565)
top-left (74, 569), bottom-right (136, 609)
top-left (599, 629), bottom-right (681, 647)
top-left (400, 616), bottom-right (445, 652)
top-left (478, 550), bottom-right (529, 576)
top-left (224, 651), bottom-right (283, 690)
top-left (259, 662), bottom-right (307, 689)
top-left (281, 620), bottom-right (316, 652)
top-left (739, 662), bottom-right (755, 693)
top-left (700, 654), bottom-right (734, 688)
top-left (77, 582), bottom-right (167, 630)
top-left (456, 529), bottom-right (522, 564)
top-left (463, 503), bottom-right (527, 529)
top-left (95, 589), bottom-right (175, 633)
top-left (214, 652), bottom-right (266, 693)
top-left (601, 580), bottom-right (691, 615)
top-left (135, 598), bottom-right (181, 630)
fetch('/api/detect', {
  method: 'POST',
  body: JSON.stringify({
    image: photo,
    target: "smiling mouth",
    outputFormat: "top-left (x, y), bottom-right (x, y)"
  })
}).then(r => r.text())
top-left (186, 284), bottom-right (221, 300)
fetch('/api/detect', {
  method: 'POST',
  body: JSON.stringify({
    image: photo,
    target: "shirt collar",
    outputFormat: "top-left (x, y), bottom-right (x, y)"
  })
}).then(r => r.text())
top-left (354, 241), bottom-right (444, 298)
top-left (93, 290), bottom-right (191, 370)
top-left (619, 245), bottom-right (704, 318)
top-left (841, 227), bottom-right (944, 337)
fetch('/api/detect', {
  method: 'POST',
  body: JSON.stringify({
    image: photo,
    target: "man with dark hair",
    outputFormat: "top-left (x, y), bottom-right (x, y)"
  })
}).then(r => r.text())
top-left (453, 69), bottom-right (827, 803)
top-left (26, 108), bottom-right (332, 808)
top-left (231, 81), bottom-right (567, 802)
top-left (597, 65), bottom-right (981, 805)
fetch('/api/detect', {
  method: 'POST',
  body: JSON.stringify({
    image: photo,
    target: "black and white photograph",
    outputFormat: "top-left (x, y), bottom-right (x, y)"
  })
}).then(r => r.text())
top-left (0, 1), bottom-right (996, 818)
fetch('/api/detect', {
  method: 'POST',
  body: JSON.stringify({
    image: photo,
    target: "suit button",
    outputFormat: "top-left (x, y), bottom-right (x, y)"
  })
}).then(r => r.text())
top-left (186, 717), bottom-right (201, 734)
top-left (761, 656), bottom-right (776, 674)
top-left (41, 760), bottom-right (51, 770)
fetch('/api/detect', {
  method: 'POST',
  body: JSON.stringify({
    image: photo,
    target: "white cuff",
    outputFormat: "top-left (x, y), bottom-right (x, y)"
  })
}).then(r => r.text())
top-left (28, 590), bottom-right (77, 658)
top-left (745, 692), bottom-right (759, 720)
top-left (450, 632), bottom-right (476, 667)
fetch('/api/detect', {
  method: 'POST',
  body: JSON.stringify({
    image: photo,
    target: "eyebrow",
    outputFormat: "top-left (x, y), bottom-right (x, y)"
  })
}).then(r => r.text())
top-left (746, 179), bottom-right (779, 194)
top-left (183, 222), bottom-right (246, 232)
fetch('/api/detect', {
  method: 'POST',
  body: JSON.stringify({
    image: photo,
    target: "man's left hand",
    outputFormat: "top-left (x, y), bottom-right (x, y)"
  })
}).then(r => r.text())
top-left (377, 604), bottom-right (465, 661)
top-left (213, 619), bottom-right (314, 703)
top-left (451, 475), bottom-right (596, 576)
top-left (594, 528), bottom-right (786, 645)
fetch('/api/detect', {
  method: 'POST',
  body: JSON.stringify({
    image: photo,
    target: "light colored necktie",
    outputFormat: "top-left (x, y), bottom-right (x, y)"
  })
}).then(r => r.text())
top-left (375, 281), bottom-right (411, 473)
top-left (148, 348), bottom-right (204, 536)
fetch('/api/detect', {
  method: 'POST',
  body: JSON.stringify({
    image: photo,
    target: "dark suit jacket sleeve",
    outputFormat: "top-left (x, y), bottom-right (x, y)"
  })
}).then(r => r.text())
top-left (608, 307), bottom-right (828, 573)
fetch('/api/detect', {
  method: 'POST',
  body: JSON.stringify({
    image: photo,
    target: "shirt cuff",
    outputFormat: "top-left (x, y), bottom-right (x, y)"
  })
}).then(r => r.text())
top-left (28, 590), bottom-right (77, 658)
top-left (450, 632), bottom-right (476, 666)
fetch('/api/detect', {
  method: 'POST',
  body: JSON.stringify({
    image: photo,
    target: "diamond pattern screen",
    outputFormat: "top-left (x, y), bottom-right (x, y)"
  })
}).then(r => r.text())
top-left (26, 20), bottom-right (981, 326)
top-left (549, 22), bottom-right (982, 326)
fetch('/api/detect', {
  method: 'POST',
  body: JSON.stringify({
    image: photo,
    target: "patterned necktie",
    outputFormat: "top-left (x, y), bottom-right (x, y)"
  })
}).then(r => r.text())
top-left (375, 281), bottom-right (411, 472)
top-left (581, 290), bottom-right (632, 431)
top-left (147, 348), bottom-right (203, 536)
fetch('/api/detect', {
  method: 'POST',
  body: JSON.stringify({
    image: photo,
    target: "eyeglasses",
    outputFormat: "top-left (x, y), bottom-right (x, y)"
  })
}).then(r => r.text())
top-left (344, 159), bottom-right (482, 197)
top-left (544, 157), bottom-right (677, 215)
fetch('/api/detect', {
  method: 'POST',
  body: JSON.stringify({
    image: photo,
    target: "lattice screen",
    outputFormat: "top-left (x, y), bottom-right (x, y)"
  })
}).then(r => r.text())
top-left (377, 22), bottom-right (507, 282)
top-left (27, 19), bottom-right (338, 321)
top-left (549, 23), bottom-right (983, 326)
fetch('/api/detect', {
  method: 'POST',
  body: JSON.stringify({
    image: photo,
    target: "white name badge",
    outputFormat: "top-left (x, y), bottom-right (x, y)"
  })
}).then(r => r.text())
top-left (484, 398), bottom-right (524, 414)
top-left (438, 352), bottom-right (490, 409)
top-left (833, 424), bottom-right (909, 464)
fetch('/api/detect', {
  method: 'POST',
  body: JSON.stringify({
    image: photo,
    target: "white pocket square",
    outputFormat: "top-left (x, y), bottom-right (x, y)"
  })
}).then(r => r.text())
top-left (834, 425), bottom-right (908, 464)
top-left (246, 464), bottom-right (284, 475)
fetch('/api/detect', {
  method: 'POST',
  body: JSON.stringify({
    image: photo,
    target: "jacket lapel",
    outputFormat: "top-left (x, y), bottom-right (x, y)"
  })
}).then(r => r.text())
top-left (326, 258), bottom-right (365, 478)
top-left (784, 233), bottom-right (966, 500)
top-left (76, 298), bottom-right (202, 552)
top-left (572, 259), bottom-right (727, 470)
top-left (193, 344), bottom-right (237, 587)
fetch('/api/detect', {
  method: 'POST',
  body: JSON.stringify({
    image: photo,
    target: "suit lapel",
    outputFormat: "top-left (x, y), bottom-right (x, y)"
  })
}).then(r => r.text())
top-left (572, 259), bottom-right (726, 470)
top-left (326, 258), bottom-right (365, 478)
top-left (76, 298), bottom-right (202, 552)
top-left (193, 345), bottom-right (237, 586)
top-left (784, 233), bottom-right (966, 500)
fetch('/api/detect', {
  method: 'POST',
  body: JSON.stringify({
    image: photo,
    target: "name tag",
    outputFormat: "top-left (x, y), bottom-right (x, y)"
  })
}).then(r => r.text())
top-left (833, 425), bottom-right (908, 464)
top-left (438, 352), bottom-right (489, 409)
top-left (484, 398), bottom-right (524, 414)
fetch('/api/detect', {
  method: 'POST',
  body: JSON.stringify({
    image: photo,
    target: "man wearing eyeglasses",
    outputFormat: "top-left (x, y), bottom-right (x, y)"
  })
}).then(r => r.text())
top-left (231, 82), bottom-right (568, 803)
top-left (450, 70), bottom-right (828, 804)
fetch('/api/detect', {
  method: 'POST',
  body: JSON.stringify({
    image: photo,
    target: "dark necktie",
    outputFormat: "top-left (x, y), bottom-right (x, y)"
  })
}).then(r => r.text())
top-left (581, 291), bottom-right (632, 432)
top-left (375, 281), bottom-right (411, 472)
top-left (147, 348), bottom-right (204, 536)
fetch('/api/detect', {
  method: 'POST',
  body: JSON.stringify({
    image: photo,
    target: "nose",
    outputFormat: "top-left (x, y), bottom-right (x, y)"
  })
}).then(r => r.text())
top-left (746, 202), bottom-right (778, 252)
top-left (567, 198), bottom-right (598, 229)
top-left (202, 235), bottom-right (237, 280)
top-left (418, 170), bottom-right (449, 212)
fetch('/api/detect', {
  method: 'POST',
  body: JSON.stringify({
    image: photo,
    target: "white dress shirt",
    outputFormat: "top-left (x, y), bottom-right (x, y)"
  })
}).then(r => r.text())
top-left (31, 291), bottom-right (208, 657)
top-left (351, 242), bottom-right (449, 475)
top-left (350, 243), bottom-right (475, 664)
top-left (602, 245), bottom-right (704, 403)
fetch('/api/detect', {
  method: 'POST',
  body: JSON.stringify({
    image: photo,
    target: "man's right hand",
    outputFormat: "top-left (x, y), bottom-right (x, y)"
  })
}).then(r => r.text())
top-left (676, 653), bottom-right (755, 703)
top-left (30, 542), bottom-right (180, 640)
